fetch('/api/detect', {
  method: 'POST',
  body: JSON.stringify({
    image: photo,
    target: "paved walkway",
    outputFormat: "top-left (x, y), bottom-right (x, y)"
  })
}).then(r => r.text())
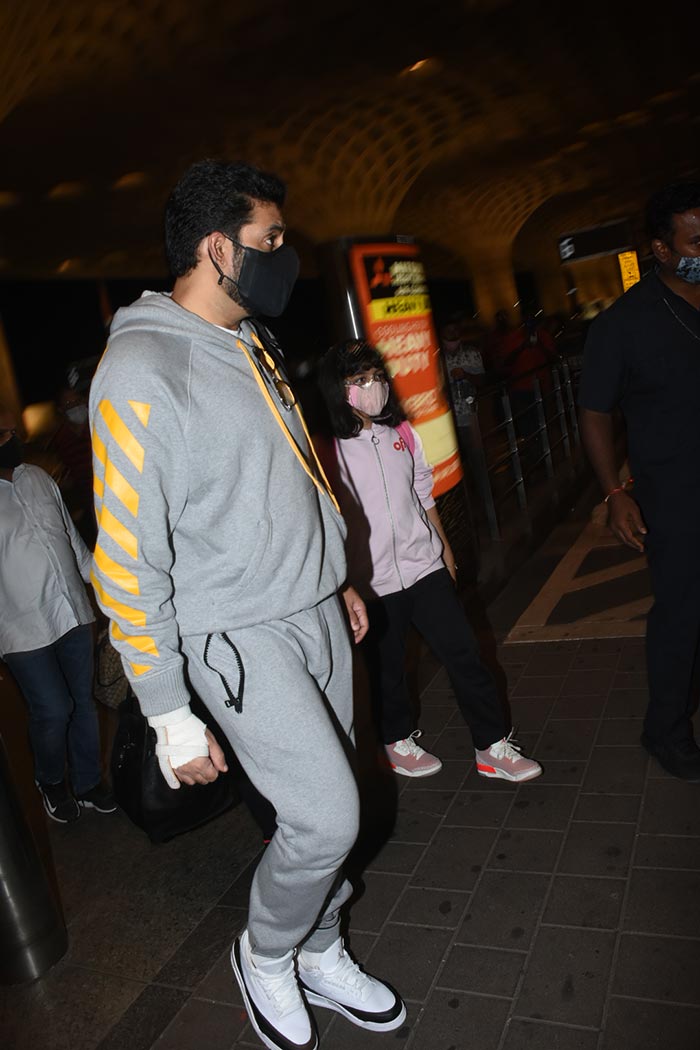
top-left (3, 500), bottom-right (700, 1050)
top-left (504, 515), bottom-right (650, 644)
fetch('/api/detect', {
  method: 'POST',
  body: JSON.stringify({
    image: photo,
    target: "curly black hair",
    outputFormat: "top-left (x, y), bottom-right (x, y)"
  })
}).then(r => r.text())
top-left (164, 159), bottom-right (286, 277)
top-left (317, 340), bottom-right (405, 439)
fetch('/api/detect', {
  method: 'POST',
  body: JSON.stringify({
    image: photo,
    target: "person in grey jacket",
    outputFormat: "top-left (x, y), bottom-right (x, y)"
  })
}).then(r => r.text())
top-left (89, 160), bottom-right (404, 1050)
top-left (0, 407), bottom-right (115, 824)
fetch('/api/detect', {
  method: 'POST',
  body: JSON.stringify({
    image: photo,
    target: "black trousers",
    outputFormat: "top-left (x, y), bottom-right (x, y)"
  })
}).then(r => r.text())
top-left (362, 568), bottom-right (508, 750)
top-left (644, 526), bottom-right (700, 746)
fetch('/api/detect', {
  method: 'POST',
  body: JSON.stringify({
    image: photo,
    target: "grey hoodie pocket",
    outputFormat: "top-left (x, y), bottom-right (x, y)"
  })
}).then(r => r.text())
top-left (228, 515), bottom-right (271, 596)
top-left (203, 633), bottom-right (245, 712)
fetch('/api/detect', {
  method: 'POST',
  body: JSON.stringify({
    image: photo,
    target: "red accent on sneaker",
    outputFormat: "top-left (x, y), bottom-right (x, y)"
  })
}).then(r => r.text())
top-left (384, 730), bottom-right (442, 778)
top-left (474, 732), bottom-right (542, 783)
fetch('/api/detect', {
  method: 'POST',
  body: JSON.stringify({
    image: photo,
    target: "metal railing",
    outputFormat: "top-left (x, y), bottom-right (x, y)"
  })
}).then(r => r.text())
top-left (455, 354), bottom-right (584, 541)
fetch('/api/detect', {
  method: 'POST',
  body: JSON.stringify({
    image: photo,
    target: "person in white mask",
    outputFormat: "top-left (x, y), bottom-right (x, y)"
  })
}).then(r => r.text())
top-left (317, 340), bottom-right (542, 784)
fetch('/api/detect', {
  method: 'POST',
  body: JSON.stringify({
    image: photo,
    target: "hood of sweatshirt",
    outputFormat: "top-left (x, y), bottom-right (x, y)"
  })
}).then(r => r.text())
top-left (109, 289), bottom-right (249, 346)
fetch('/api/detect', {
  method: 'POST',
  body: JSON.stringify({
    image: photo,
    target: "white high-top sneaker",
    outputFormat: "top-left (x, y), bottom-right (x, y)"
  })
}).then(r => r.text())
top-left (297, 938), bottom-right (406, 1032)
top-left (231, 930), bottom-right (317, 1050)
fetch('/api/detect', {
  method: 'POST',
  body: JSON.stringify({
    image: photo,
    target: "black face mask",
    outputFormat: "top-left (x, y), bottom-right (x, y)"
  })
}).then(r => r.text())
top-left (210, 239), bottom-right (300, 317)
top-left (0, 435), bottom-right (23, 469)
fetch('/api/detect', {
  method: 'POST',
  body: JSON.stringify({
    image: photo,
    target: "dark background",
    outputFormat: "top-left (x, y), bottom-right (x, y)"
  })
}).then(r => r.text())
top-left (0, 275), bottom-right (476, 404)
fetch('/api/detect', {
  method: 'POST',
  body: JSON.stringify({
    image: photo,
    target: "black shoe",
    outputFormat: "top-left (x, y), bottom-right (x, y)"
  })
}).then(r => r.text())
top-left (640, 734), bottom-right (700, 782)
top-left (36, 781), bottom-right (81, 824)
top-left (76, 782), bottom-right (117, 813)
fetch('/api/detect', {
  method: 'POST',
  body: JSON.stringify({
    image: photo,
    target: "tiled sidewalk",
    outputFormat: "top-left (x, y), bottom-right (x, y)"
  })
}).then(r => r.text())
top-left (4, 638), bottom-right (700, 1049)
top-left (339, 636), bottom-right (700, 1050)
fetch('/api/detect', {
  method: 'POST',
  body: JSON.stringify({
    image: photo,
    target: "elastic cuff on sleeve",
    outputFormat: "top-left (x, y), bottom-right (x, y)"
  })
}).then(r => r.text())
top-left (128, 663), bottom-right (192, 718)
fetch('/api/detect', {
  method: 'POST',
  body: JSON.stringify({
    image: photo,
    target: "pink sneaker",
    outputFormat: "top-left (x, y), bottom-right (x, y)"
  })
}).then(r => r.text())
top-left (385, 730), bottom-right (442, 778)
top-left (475, 732), bottom-right (542, 782)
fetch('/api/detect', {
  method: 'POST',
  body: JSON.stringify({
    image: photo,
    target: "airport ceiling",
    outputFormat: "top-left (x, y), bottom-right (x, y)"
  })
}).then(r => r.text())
top-left (1, 0), bottom-right (698, 280)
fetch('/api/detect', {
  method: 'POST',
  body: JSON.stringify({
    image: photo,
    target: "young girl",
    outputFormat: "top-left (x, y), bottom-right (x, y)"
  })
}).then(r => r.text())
top-left (317, 339), bottom-right (541, 782)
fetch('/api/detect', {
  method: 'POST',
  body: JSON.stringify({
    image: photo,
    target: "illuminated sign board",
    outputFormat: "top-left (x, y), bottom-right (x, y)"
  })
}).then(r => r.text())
top-left (348, 242), bottom-right (462, 497)
top-left (617, 250), bottom-right (641, 292)
top-left (558, 219), bottom-right (633, 263)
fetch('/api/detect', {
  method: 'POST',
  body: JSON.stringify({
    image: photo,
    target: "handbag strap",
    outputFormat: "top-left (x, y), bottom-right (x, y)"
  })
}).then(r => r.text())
top-left (236, 330), bottom-right (340, 514)
top-left (396, 420), bottom-right (415, 455)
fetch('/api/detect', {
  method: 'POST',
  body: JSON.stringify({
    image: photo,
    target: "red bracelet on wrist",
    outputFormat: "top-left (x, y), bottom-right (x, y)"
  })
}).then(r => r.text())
top-left (603, 486), bottom-right (626, 503)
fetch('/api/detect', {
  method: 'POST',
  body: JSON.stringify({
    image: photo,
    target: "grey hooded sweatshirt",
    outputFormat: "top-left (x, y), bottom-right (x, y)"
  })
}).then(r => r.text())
top-left (89, 291), bottom-right (347, 716)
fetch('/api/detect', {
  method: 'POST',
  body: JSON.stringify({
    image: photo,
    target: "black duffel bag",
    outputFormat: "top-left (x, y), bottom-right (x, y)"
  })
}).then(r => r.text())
top-left (110, 691), bottom-right (239, 844)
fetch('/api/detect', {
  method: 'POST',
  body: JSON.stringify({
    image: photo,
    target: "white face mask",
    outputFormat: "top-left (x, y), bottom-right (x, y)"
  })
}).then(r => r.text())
top-left (66, 405), bottom-right (88, 426)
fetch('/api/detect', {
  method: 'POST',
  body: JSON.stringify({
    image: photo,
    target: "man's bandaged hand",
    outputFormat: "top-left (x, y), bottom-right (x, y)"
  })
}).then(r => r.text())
top-left (147, 706), bottom-right (210, 789)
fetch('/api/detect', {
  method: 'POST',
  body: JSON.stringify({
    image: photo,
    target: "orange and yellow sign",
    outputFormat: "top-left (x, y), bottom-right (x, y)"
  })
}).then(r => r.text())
top-left (348, 242), bottom-right (462, 497)
top-left (617, 250), bottom-right (640, 293)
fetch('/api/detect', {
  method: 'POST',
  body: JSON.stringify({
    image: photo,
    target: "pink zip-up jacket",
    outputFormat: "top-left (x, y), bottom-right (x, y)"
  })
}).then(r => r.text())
top-left (335, 422), bottom-right (445, 600)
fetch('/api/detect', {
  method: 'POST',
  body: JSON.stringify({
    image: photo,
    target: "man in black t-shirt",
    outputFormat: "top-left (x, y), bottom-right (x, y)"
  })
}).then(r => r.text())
top-left (578, 181), bottom-right (700, 781)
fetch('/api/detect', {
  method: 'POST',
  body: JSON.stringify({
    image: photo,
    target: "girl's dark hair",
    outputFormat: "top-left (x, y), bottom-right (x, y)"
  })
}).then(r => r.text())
top-left (317, 340), bottom-right (405, 439)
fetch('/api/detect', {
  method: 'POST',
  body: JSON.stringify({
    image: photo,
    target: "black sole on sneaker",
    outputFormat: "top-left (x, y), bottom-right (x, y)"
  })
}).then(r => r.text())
top-left (300, 984), bottom-right (407, 1032)
top-left (230, 939), bottom-right (318, 1050)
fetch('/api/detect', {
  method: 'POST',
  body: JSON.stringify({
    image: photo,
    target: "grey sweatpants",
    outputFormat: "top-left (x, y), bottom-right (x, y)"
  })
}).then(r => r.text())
top-left (182, 593), bottom-right (360, 957)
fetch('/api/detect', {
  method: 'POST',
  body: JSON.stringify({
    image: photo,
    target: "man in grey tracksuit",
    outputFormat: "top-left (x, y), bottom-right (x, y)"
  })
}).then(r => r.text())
top-left (89, 160), bottom-right (404, 1050)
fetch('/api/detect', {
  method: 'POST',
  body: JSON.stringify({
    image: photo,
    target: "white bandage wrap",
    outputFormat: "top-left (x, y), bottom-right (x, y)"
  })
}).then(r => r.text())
top-left (147, 705), bottom-right (210, 789)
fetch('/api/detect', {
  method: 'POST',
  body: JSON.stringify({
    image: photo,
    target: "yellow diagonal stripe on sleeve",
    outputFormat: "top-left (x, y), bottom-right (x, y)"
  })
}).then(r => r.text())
top-left (130, 662), bottom-right (152, 676)
top-left (104, 457), bottom-right (139, 517)
top-left (93, 544), bottom-right (140, 596)
top-left (92, 429), bottom-right (107, 466)
top-left (110, 622), bottom-right (160, 658)
top-left (90, 572), bottom-right (146, 626)
top-left (99, 400), bottom-right (145, 473)
top-left (94, 475), bottom-right (104, 501)
top-left (128, 401), bottom-right (151, 428)
top-left (97, 504), bottom-right (138, 560)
